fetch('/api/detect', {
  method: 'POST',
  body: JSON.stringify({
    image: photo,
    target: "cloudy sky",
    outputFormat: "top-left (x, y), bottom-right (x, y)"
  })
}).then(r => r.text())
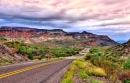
top-left (0, 0), bottom-right (130, 41)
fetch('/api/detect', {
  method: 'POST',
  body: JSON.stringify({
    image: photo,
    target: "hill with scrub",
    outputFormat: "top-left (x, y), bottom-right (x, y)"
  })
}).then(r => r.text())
top-left (111, 39), bottom-right (130, 58)
top-left (0, 39), bottom-right (82, 66)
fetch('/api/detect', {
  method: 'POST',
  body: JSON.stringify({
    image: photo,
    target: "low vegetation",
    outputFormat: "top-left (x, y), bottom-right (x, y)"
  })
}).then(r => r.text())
top-left (74, 60), bottom-right (106, 77)
top-left (3, 41), bottom-right (81, 60)
top-left (124, 59), bottom-right (130, 69)
top-left (0, 56), bottom-right (13, 66)
top-left (61, 63), bottom-right (76, 83)
top-left (85, 47), bottom-right (130, 83)
top-left (62, 47), bottom-right (130, 83)
top-left (61, 59), bottom-right (107, 83)
top-left (0, 38), bottom-right (82, 66)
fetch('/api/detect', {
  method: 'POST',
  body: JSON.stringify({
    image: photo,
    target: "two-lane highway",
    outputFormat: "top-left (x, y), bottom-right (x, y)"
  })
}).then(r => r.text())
top-left (0, 59), bottom-right (74, 83)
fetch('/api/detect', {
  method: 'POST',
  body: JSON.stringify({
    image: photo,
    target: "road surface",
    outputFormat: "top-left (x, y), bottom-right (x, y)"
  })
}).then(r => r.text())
top-left (0, 59), bottom-right (74, 83)
top-left (0, 48), bottom-right (89, 83)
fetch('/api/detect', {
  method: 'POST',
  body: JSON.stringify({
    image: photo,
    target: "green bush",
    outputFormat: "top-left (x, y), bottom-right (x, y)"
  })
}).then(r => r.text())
top-left (28, 55), bottom-right (34, 60)
top-left (3, 41), bottom-right (81, 59)
top-left (85, 54), bottom-right (92, 60)
top-left (0, 37), bottom-right (7, 42)
top-left (124, 80), bottom-right (130, 83)
top-left (78, 71), bottom-right (89, 79)
top-left (124, 59), bottom-right (130, 69)
top-left (2, 57), bottom-right (13, 63)
top-left (89, 48), bottom-right (99, 54)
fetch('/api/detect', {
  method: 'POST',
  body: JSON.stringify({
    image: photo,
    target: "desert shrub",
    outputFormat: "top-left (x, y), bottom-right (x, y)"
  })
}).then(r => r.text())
top-left (124, 58), bottom-right (130, 69)
top-left (78, 71), bottom-right (89, 79)
top-left (85, 54), bottom-right (92, 60)
top-left (0, 37), bottom-right (7, 42)
top-left (28, 55), bottom-right (34, 60)
top-left (119, 51), bottom-right (125, 56)
top-left (124, 80), bottom-right (130, 83)
top-left (2, 57), bottom-right (13, 63)
top-left (0, 63), bottom-right (6, 66)
top-left (4, 42), bottom-right (15, 48)
top-left (89, 48), bottom-right (99, 54)
top-left (51, 48), bottom-right (80, 57)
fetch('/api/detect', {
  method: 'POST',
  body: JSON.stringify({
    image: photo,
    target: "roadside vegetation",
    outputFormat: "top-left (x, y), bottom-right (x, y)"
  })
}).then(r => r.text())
top-left (0, 38), bottom-right (82, 66)
top-left (3, 41), bottom-right (81, 60)
top-left (0, 56), bottom-right (13, 66)
top-left (62, 47), bottom-right (130, 83)
top-left (61, 59), bottom-right (106, 83)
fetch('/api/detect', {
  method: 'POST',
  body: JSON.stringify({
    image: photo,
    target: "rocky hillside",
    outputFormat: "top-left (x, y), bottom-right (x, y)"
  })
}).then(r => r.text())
top-left (0, 43), bottom-right (29, 65)
top-left (94, 35), bottom-right (118, 46)
top-left (110, 39), bottom-right (130, 58)
top-left (69, 31), bottom-right (118, 46)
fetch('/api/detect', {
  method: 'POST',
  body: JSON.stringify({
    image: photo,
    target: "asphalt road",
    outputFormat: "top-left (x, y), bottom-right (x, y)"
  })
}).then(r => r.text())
top-left (0, 59), bottom-right (74, 83)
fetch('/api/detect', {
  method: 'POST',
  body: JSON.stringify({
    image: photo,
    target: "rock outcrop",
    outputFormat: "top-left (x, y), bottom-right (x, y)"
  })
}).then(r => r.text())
top-left (0, 44), bottom-right (29, 64)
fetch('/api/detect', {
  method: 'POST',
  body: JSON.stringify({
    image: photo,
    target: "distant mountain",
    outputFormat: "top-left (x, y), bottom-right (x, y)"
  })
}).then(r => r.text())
top-left (0, 26), bottom-right (118, 46)
top-left (116, 40), bottom-right (127, 44)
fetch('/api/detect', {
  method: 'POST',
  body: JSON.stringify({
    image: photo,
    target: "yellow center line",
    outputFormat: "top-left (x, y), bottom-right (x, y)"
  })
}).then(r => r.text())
top-left (0, 59), bottom-right (64, 79)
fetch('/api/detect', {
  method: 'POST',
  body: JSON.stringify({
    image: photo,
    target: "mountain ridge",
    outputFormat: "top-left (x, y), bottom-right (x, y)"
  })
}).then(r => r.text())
top-left (0, 26), bottom-right (118, 46)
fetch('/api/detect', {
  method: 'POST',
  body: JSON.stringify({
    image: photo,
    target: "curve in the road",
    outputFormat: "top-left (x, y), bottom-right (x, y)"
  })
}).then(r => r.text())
top-left (0, 59), bottom-right (74, 83)
top-left (0, 59), bottom-right (64, 79)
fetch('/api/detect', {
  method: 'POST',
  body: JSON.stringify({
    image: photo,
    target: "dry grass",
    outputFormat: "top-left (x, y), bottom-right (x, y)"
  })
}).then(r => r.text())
top-left (61, 62), bottom-right (76, 83)
top-left (74, 60), bottom-right (107, 77)
top-left (89, 67), bottom-right (107, 77)
top-left (61, 60), bottom-right (107, 83)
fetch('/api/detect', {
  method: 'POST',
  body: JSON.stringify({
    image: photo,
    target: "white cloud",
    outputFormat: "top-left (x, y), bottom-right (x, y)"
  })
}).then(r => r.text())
top-left (0, 19), bottom-right (5, 22)
top-left (0, 0), bottom-right (130, 40)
